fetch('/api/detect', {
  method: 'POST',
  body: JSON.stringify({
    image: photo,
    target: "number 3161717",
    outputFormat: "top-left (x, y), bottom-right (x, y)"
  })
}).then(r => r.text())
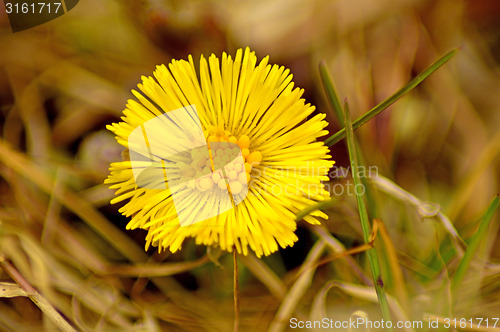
top-left (5, 2), bottom-right (62, 14)
top-left (443, 318), bottom-right (499, 329)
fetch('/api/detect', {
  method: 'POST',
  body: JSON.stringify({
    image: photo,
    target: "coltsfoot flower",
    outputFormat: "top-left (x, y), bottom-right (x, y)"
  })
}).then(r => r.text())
top-left (106, 48), bottom-right (334, 257)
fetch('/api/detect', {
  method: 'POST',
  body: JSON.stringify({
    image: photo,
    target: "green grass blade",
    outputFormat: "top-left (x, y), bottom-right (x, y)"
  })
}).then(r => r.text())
top-left (451, 195), bottom-right (500, 291)
top-left (319, 61), bottom-right (344, 128)
top-left (325, 48), bottom-right (458, 147)
top-left (343, 100), bottom-right (392, 327)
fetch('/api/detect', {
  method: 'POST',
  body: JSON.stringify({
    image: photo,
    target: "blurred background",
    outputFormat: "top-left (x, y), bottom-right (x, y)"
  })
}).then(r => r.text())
top-left (1, 0), bottom-right (499, 331)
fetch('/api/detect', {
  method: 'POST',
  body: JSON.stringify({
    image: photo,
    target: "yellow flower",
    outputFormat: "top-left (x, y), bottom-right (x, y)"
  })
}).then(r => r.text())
top-left (105, 48), bottom-right (334, 257)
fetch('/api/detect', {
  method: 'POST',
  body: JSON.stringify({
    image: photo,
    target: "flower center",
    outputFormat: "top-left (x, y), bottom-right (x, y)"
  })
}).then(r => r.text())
top-left (187, 131), bottom-right (262, 194)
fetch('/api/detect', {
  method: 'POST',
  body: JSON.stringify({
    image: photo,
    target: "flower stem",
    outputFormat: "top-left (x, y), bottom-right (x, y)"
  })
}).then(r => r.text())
top-left (233, 250), bottom-right (240, 332)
